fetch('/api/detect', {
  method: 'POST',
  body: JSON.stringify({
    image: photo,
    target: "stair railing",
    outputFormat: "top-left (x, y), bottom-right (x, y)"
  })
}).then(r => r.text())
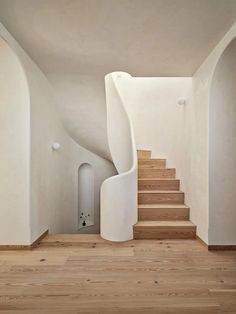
top-left (100, 72), bottom-right (137, 241)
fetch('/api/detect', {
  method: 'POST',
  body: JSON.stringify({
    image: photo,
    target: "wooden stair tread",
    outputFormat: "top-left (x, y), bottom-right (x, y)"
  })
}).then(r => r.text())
top-left (138, 159), bottom-right (166, 168)
top-left (138, 178), bottom-right (180, 191)
top-left (138, 178), bottom-right (178, 181)
top-left (138, 168), bottom-right (176, 179)
top-left (137, 149), bottom-right (151, 153)
top-left (139, 168), bottom-right (175, 170)
top-left (138, 205), bottom-right (190, 221)
top-left (137, 150), bottom-right (152, 159)
top-left (138, 204), bottom-right (189, 208)
top-left (138, 167), bottom-right (168, 169)
top-left (138, 158), bottom-right (165, 161)
top-left (138, 190), bottom-right (184, 205)
top-left (134, 220), bottom-right (196, 239)
top-left (135, 149), bottom-right (196, 239)
top-left (134, 220), bottom-right (195, 227)
top-left (138, 190), bottom-right (183, 194)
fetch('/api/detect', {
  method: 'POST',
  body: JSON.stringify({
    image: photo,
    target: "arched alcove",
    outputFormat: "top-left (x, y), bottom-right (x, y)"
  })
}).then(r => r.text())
top-left (209, 37), bottom-right (236, 245)
top-left (78, 163), bottom-right (95, 230)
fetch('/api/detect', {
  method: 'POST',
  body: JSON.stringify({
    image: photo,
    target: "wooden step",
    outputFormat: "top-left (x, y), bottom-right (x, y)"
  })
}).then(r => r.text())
top-left (138, 204), bottom-right (189, 221)
top-left (138, 190), bottom-right (184, 204)
top-left (138, 159), bottom-right (166, 169)
top-left (133, 220), bottom-right (196, 239)
top-left (138, 168), bottom-right (175, 179)
top-left (137, 150), bottom-right (151, 159)
top-left (138, 179), bottom-right (180, 190)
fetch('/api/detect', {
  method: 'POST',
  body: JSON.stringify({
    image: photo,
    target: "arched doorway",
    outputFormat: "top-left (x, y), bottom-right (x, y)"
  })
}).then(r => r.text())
top-left (209, 38), bottom-right (236, 245)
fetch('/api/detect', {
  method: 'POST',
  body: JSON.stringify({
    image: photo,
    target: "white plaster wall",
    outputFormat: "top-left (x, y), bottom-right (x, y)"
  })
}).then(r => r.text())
top-left (118, 78), bottom-right (192, 164)
top-left (209, 39), bottom-right (236, 245)
top-left (192, 23), bottom-right (236, 244)
top-left (28, 66), bottom-right (115, 239)
top-left (47, 74), bottom-right (111, 161)
top-left (48, 143), bottom-right (116, 236)
top-left (117, 77), bottom-right (209, 241)
top-left (106, 73), bottom-right (134, 174)
top-left (101, 72), bottom-right (137, 242)
top-left (0, 23), bottom-right (116, 244)
top-left (0, 37), bottom-right (31, 245)
top-left (117, 23), bottom-right (236, 245)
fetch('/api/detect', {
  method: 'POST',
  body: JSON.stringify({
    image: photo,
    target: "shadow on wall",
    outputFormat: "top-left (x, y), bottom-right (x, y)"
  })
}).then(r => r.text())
top-left (209, 37), bottom-right (236, 245)
top-left (78, 163), bottom-right (95, 231)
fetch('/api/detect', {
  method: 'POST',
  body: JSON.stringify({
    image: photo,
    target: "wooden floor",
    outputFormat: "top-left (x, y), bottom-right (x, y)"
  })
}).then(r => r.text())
top-left (0, 235), bottom-right (236, 314)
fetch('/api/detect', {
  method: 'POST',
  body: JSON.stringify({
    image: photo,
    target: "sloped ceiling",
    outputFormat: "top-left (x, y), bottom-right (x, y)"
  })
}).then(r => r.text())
top-left (0, 0), bottom-right (235, 77)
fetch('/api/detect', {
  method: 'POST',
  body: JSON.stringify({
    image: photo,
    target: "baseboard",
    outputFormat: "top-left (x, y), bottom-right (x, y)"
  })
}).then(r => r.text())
top-left (208, 245), bottom-right (236, 250)
top-left (0, 244), bottom-right (32, 251)
top-left (0, 230), bottom-right (48, 251)
top-left (196, 235), bottom-right (236, 250)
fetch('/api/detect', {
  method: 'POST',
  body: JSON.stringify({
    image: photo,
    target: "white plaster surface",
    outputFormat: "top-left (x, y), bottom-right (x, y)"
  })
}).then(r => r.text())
top-left (101, 73), bottom-right (137, 241)
top-left (209, 38), bottom-right (236, 245)
top-left (0, 36), bottom-right (31, 245)
top-left (0, 23), bottom-right (116, 244)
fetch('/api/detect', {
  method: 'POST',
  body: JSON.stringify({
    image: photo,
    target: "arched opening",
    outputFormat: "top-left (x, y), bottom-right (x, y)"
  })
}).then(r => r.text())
top-left (78, 163), bottom-right (95, 230)
top-left (209, 37), bottom-right (236, 245)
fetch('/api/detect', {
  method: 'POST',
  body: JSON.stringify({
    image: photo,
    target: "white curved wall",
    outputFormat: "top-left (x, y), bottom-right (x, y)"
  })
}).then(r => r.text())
top-left (193, 23), bottom-right (236, 244)
top-left (209, 38), bottom-right (236, 245)
top-left (101, 72), bottom-right (137, 242)
top-left (0, 37), bottom-right (30, 245)
top-left (48, 74), bottom-right (112, 161)
top-left (0, 23), bottom-right (116, 244)
top-left (106, 73), bottom-right (133, 174)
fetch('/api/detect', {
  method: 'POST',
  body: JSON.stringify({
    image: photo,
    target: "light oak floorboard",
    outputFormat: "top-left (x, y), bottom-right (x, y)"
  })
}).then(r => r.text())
top-left (0, 234), bottom-right (235, 313)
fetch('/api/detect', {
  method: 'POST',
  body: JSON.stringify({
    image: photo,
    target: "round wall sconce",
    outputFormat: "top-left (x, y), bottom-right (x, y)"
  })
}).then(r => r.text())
top-left (52, 142), bottom-right (61, 151)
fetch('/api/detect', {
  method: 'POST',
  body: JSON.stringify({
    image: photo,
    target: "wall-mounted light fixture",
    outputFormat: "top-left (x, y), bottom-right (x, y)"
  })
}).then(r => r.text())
top-left (177, 98), bottom-right (186, 106)
top-left (52, 142), bottom-right (61, 151)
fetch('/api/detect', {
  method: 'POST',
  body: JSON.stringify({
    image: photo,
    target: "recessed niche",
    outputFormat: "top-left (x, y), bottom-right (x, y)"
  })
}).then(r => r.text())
top-left (78, 163), bottom-right (94, 230)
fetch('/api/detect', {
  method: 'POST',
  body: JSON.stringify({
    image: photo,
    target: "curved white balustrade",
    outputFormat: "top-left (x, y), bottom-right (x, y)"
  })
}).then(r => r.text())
top-left (100, 72), bottom-right (137, 241)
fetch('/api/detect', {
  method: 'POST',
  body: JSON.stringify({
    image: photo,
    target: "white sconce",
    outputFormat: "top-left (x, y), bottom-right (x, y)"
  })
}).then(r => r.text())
top-left (52, 142), bottom-right (61, 151)
top-left (177, 98), bottom-right (186, 106)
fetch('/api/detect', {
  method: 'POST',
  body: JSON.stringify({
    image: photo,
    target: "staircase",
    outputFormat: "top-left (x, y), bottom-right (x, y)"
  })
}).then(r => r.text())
top-left (134, 150), bottom-right (196, 239)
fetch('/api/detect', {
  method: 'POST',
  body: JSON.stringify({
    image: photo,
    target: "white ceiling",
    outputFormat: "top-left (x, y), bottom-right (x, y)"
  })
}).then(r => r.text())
top-left (0, 0), bottom-right (236, 77)
top-left (0, 0), bottom-right (236, 160)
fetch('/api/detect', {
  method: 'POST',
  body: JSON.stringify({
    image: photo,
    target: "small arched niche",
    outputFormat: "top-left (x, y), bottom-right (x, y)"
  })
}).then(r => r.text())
top-left (78, 163), bottom-right (95, 230)
top-left (209, 37), bottom-right (236, 245)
